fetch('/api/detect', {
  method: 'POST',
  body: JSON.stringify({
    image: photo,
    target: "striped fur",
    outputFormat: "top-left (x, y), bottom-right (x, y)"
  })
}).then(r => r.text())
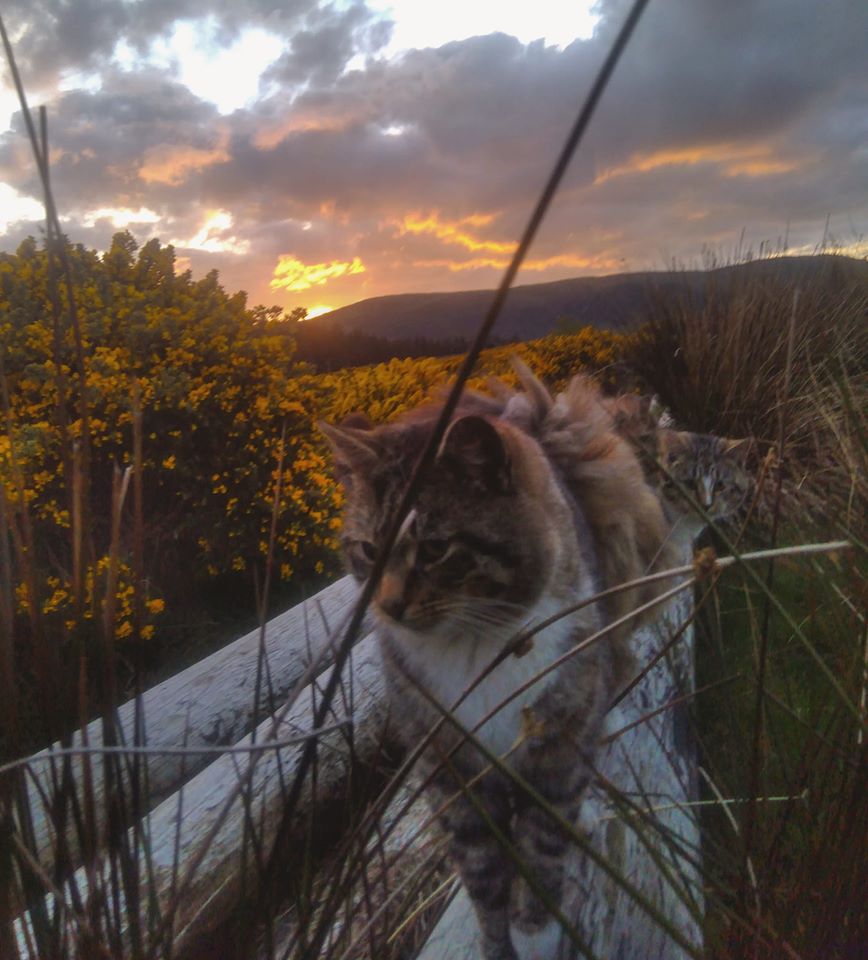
top-left (321, 368), bottom-right (673, 959)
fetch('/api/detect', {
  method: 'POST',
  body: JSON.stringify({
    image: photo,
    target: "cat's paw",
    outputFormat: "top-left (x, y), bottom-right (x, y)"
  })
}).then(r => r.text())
top-left (482, 944), bottom-right (520, 960)
top-left (509, 876), bottom-right (555, 934)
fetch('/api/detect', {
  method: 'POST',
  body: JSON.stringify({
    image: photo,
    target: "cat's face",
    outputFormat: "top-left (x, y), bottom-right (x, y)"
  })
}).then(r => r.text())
top-left (657, 431), bottom-right (751, 520)
top-left (321, 413), bottom-right (561, 634)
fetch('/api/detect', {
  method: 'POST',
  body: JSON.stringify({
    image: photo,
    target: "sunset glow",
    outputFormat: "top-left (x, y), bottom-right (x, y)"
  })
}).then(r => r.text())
top-left (595, 143), bottom-right (800, 184)
top-left (139, 143), bottom-right (230, 186)
top-left (415, 253), bottom-right (622, 274)
top-left (0, 0), bottom-right (861, 313)
top-left (306, 305), bottom-right (334, 319)
top-left (0, 184), bottom-right (44, 230)
top-left (399, 212), bottom-right (516, 255)
top-left (171, 211), bottom-right (250, 255)
top-left (270, 256), bottom-right (366, 293)
top-left (81, 207), bottom-right (161, 228)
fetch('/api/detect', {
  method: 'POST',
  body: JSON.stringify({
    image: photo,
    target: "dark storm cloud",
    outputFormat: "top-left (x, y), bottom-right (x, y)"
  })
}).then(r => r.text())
top-left (187, 0), bottom-right (868, 225)
top-left (0, 0), bottom-right (866, 309)
top-left (585, 0), bottom-right (868, 160)
top-left (0, 66), bottom-right (222, 208)
top-left (263, 1), bottom-right (392, 87)
top-left (0, 0), bottom-right (384, 87)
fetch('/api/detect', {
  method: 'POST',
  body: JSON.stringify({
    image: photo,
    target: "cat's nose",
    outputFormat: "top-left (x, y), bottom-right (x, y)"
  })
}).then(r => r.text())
top-left (379, 595), bottom-right (407, 621)
top-left (378, 574), bottom-right (408, 621)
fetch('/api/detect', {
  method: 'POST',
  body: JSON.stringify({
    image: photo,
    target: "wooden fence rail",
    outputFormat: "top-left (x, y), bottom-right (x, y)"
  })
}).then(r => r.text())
top-left (19, 575), bottom-right (369, 873)
top-left (15, 546), bottom-right (703, 959)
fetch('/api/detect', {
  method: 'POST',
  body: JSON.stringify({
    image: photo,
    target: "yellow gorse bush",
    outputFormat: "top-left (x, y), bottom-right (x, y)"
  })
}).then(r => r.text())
top-left (1, 231), bottom-right (631, 653)
top-left (37, 558), bottom-right (164, 640)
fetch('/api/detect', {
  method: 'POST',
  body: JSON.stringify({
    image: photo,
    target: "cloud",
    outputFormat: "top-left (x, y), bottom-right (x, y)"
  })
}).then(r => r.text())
top-left (171, 210), bottom-right (251, 255)
top-left (594, 144), bottom-right (801, 184)
top-left (0, 0), bottom-right (865, 312)
top-left (262, 1), bottom-right (392, 87)
top-left (0, 1), bottom-right (324, 87)
top-left (80, 206), bottom-right (162, 228)
top-left (398, 212), bottom-right (516, 255)
top-left (415, 252), bottom-right (622, 273)
top-left (270, 254), bottom-right (365, 292)
top-left (139, 143), bottom-right (231, 185)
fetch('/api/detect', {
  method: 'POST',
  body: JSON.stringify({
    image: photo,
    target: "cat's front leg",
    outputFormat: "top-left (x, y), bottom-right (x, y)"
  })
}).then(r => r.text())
top-left (508, 655), bottom-right (608, 934)
top-left (508, 739), bottom-right (591, 934)
top-left (429, 767), bottom-right (519, 960)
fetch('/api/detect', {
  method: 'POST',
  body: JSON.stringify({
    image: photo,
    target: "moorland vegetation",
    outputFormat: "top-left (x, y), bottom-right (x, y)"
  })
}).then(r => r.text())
top-left (1, 229), bottom-right (865, 958)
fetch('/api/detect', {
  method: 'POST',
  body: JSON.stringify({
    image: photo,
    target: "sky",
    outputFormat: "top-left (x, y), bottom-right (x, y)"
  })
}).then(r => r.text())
top-left (0, 0), bottom-right (866, 319)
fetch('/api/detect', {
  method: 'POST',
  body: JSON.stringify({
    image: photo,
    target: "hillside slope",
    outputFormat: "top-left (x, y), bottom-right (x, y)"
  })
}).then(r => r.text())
top-left (311, 255), bottom-right (868, 341)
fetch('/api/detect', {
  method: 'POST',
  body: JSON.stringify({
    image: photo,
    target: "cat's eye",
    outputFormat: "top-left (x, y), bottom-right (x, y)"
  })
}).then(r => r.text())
top-left (417, 539), bottom-right (450, 565)
top-left (358, 540), bottom-right (377, 562)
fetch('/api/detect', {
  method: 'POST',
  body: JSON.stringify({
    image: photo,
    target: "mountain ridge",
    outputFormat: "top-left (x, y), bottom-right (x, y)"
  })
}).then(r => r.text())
top-left (309, 255), bottom-right (868, 342)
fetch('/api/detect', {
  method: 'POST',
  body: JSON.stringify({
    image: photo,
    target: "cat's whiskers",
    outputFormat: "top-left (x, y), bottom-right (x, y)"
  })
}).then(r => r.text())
top-left (417, 604), bottom-right (524, 636)
top-left (420, 596), bottom-right (531, 628)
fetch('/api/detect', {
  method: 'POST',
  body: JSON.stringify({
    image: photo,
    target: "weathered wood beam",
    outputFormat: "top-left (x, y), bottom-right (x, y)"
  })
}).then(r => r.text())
top-left (19, 575), bottom-right (367, 872)
top-left (15, 630), bottom-right (387, 958)
top-left (16, 554), bottom-right (705, 960)
top-left (416, 562), bottom-right (703, 960)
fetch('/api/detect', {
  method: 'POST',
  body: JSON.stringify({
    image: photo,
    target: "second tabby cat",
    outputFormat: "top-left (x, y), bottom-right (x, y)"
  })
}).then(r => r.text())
top-left (656, 430), bottom-right (751, 541)
top-left (603, 392), bottom-right (752, 544)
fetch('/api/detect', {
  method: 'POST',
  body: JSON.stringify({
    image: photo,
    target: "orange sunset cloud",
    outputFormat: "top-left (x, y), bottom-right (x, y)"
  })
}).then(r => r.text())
top-left (414, 253), bottom-right (622, 273)
top-left (139, 143), bottom-right (230, 185)
top-left (270, 255), bottom-right (366, 292)
top-left (398, 212), bottom-right (516, 255)
top-left (169, 210), bottom-right (250, 255)
top-left (594, 143), bottom-right (800, 184)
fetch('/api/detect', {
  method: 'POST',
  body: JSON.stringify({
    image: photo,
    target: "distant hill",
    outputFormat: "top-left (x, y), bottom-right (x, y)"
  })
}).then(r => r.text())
top-left (309, 255), bottom-right (868, 343)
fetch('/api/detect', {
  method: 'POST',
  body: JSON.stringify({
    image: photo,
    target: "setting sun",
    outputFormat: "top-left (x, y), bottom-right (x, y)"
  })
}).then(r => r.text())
top-left (306, 305), bottom-right (333, 319)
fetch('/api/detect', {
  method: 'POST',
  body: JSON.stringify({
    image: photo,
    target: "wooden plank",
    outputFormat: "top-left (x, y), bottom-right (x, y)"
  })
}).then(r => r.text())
top-left (19, 575), bottom-right (368, 872)
top-left (416, 552), bottom-right (703, 960)
top-left (16, 558), bottom-right (705, 959)
top-left (16, 630), bottom-right (388, 958)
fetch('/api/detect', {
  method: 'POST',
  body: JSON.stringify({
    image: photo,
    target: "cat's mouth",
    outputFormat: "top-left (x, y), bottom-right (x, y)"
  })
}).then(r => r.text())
top-left (373, 599), bottom-right (442, 632)
top-left (374, 595), bottom-right (528, 637)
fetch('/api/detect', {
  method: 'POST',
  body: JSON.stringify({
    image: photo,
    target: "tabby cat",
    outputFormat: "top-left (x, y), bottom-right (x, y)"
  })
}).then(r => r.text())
top-left (655, 430), bottom-right (752, 543)
top-left (603, 393), bottom-right (752, 545)
top-left (322, 369), bottom-right (672, 960)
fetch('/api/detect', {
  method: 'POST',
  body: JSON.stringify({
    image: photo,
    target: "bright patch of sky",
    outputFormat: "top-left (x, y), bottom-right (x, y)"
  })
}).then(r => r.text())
top-left (366, 0), bottom-right (599, 54)
top-left (130, 19), bottom-right (285, 114)
top-left (81, 207), bottom-right (161, 228)
top-left (58, 70), bottom-right (103, 95)
top-left (0, 88), bottom-right (21, 136)
top-left (0, 184), bottom-right (43, 233)
top-left (171, 210), bottom-right (251, 255)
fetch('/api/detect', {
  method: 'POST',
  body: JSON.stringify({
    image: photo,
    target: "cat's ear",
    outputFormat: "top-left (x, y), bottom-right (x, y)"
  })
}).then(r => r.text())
top-left (510, 356), bottom-right (553, 420)
top-left (722, 437), bottom-right (751, 461)
top-left (437, 415), bottom-right (511, 494)
top-left (318, 419), bottom-right (379, 482)
top-left (340, 411), bottom-right (373, 430)
top-left (657, 429), bottom-right (692, 462)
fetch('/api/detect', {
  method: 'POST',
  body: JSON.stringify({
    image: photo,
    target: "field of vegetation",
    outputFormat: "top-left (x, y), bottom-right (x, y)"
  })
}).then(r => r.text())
top-left (1, 229), bottom-right (865, 958)
top-left (0, 231), bottom-right (633, 746)
top-left (628, 260), bottom-right (866, 958)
